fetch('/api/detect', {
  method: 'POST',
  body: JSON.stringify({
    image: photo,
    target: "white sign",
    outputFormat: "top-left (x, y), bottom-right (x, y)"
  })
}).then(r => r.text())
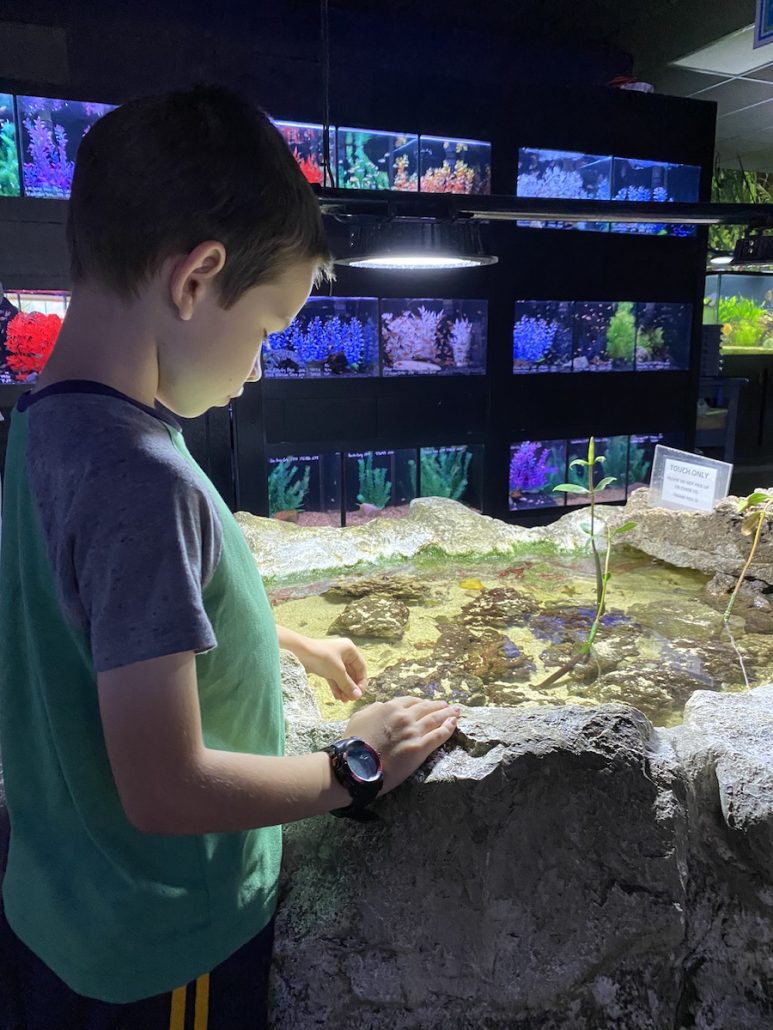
top-left (650, 445), bottom-right (733, 513)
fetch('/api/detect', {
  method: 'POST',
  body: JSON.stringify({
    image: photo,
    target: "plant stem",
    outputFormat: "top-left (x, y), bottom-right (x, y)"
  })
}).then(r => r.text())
top-left (582, 524), bottom-right (612, 654)
top-left (723, 500), bottom-right (772, 624)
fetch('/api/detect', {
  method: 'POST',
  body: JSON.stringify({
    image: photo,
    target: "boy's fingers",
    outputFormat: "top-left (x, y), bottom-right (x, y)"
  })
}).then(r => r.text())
top-left (416, 707), bottom-right (459, 734)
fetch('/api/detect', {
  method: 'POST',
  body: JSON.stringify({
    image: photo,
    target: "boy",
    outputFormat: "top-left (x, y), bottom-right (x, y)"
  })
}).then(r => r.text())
top-left (0, 86), bottom-right (459, 1029)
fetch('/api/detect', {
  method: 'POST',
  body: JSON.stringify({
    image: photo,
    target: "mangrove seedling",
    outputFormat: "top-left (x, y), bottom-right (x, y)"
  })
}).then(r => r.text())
top-left (356, 454), bottom-right (392, 509)
top-left (268, 459), bottom-right (311, 517)
top-left (723, 490), bottom-right (773, 626)
top-left (538, 437), bottom-right (635, 688)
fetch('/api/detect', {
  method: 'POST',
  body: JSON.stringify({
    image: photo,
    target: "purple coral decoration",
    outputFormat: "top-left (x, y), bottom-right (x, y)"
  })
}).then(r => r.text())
top-left (509, 441), bottom-right (556, 493)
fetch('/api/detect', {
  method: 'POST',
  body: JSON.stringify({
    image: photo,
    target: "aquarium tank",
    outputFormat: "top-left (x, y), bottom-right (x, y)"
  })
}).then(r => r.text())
top-left (704, 273), bottom-right (773, 352)
top-left (267, 452), bottom-right (342, 527)
top-left (516, 147), bottom-right (612, 231)
top-left (508, 440), bottom-right (567, 512)
top-left (263, 297), bottom-right (379, 378)
top-left (635, 302), bottom-right (692, 371)
top-left (0, 94), bottom-right (20, 197)
top-left (513, 300), bottom-right (574, 373)
top-left (345, 449), bottom-right (417, 525)
top-left (565, 436), bottom-right (629, 506)
top-left (274, 120), bottom-right (334, 185)
top-left (337, 128), bottom-right (418, 191)
top-left (418, 136), bottom-right (491, 194)
top-left (611, 157), bottom-right (699, 236)
top-left (18, 96), bottom-right (115, 199)
top-left (0, 290), bottom-right (68, 384)
top-left (413, 445), bottom-right (483, 511)
top-left (573, 301), bottom-right (635, 372)
top-left (381, 299), bottom-right (487, 376)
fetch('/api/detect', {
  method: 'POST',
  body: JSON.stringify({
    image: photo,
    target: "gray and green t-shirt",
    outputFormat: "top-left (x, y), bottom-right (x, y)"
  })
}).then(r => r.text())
top-left (0, 380), bottom-right (284, 1003)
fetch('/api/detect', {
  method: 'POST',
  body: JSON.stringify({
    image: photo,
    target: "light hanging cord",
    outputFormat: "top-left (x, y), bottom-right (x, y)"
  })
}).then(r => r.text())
top-left (320, 0), bottom-right (335, 188)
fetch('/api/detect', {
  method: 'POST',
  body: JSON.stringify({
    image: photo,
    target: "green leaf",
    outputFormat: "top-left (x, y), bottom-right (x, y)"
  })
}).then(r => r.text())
top-left (613, 520), bottom-right (637, 536)
top-left (741, 511), bottom-right (763, 537)
top-left (587, 437), bottom-right (595, 465)
top-left (738, 491), bottom-right (772, 512)
top-left (569, 458), bottom-right (589, 469)
top-left (596, 476), bottom-right (617, 490)
top-left (594, 455), bottom-right (607, 465)
top-left (554, 483), bottom-right (588, 494)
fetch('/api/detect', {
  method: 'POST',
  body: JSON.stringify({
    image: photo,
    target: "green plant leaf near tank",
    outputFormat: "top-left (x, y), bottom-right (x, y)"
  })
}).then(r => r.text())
top-left (709, 162), bottom-right (773, 253)
top-left (268, 459), bottom-right (311, 516)
top-left (606, 302), bottom-right (636, 363)
top-left (718, 295), bottom-right (772, 348)
top-left (356, 453), bottom-right (392, 509)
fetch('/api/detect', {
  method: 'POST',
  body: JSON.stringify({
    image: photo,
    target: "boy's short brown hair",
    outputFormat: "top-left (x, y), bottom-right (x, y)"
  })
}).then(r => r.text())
top-left (67, 85), bottom-right (333, 307)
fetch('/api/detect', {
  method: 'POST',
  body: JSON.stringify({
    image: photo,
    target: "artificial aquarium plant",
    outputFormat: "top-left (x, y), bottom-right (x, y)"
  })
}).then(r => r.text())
top-left (512, 316), bottom-right (557, 366)
top-left (539, 438), bottom-right (635, 687)
top-left (268, 460), bottom-right (311, 517)
top-left (4, 311), bottom-right (62, 379)
top-left (718, 295), bottom-right (773, 349)
top-left (0, 117), bottom-right (19, 196)
top-left (356, 454), bottom-right (392, 509)
top-left (606, 302), bottom-right (636, 364)
top-left (413, 448), bottom-right (472, 501)
top-left (509, 441), bottom-right (558, 498)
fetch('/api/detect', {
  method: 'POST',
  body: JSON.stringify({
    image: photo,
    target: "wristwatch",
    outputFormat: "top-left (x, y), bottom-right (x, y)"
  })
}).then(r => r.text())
top-left (323, 736), bottom-right (383, 820)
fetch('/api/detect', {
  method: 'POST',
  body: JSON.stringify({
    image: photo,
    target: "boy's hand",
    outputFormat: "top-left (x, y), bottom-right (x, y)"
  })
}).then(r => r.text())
top-left (345, 697), bottom-right (459, 795)
top-left (299, 635), bottom-right (368, 702)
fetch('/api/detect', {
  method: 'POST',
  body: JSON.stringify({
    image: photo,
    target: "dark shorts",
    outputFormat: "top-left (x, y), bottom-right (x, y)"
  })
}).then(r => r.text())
top-left (0, 906), bottom-right (275, 1030)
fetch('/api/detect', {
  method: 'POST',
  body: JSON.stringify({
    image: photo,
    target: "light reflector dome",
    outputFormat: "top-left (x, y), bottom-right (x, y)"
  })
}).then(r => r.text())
top-left (334, 219), bottom-right (497, 270)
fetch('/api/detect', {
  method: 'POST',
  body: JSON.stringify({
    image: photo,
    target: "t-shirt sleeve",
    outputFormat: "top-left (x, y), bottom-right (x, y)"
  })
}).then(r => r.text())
top-left (70, 455), bottom-right (223, 673)
top-left (27, 409), bottom-right (220, 675)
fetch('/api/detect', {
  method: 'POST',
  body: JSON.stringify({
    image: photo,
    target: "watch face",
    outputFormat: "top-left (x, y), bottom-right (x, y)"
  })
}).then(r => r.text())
top-left (346, 741), bottom-right (380, 782)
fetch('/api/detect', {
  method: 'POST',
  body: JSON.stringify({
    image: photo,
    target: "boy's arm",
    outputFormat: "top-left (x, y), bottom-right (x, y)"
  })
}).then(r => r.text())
top-left (275, 624), bottom-right (366, 701)
top-left (97, 650), bottom-right (457, 836)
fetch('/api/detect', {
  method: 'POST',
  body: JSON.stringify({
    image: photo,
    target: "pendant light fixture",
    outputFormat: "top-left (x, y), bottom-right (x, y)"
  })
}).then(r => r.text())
top-left (333, 218), bottom-right (498, 270)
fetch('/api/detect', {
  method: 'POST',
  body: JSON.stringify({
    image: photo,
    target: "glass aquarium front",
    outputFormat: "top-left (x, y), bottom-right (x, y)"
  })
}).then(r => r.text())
top-left (565, 436), bottom-right (629, 506)
top-left (268, 452), bottom-right (342, 527)
top-left (635, 302), bottom-right (692, 371)
top-left (509, 439), bottom-right (567, 512)
top-left (611, 157), bottom-right (699, 236)
top-left (263, 296), bottom-right (379, 378)
top-left (513, 300), bottom-right (573, 373)
top-left (381, 298), bottom-right (487, 376)
top-left (274, 120), bottom-right (334, 185)
top-left (704, 273), bottom-right (773, 352)
top-left (0, 94), bottom-right (19, 197)
top-left (573, 301), bottom-right (635, 372)
top-left (417, 445), bottom-right (483, 511)
top-left (418, 136), bottom-right (491, 194)
top-left (0, 290), bottom-right (68, 384)
top-left (18, 96), bottom-right (115, 199)
top-left (337, 127), bottom-right (418, 191)
top-left (345, 449), bottom-right (417, 525)
top-left (516, 147), bottom-right (612, 230)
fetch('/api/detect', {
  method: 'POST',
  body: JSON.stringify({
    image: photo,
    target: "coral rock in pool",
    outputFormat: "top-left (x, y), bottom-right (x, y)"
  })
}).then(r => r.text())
top-left (321, 574), bottom-right (431, 604)
top-left (458, 587), bottom-right (533, 629)
top-left (327, 594), bottom-right (410, 640)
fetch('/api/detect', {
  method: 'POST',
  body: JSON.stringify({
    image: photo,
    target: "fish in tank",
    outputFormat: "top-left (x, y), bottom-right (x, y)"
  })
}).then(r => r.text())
top-left (573, 301), bottom-right (635, 372)
top-left (274, 120), bottom-right (335, 186)
top-left (263, 297), bottom-right (379, 378)
top-left (337, 127), bottom-right (418, 191)
top-left (509, 440), bottom-right (567, 511)
top-left (513, 300), bottom-right (574, 373)
top-left (268, 452), bottom-right (342, 527)
top-left (611, 157), bottom-right (698, 236)
top-left (380, 299), bottom-right (487, 376)
top-left (565, 436), bottom-right (630, 506)
top-left (0, 94), bottom-right (20, 197)
top-left (418, 136), bottom-right (491, 195)
top-left (0, 290), bottom-right (68, 384)
top-left (18, 96), bottom-right (115, 199)
top-left (635, 302), bottom-right (692, 371)
top-left (345, 449), bottom-right (417, 525)
top-left (414, 445), bottom-right (483, 511)
top-left (516, 147), bottom-right (612, 231)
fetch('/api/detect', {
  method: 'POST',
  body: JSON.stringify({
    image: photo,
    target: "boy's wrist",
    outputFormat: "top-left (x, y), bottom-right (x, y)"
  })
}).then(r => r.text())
top-left (315, 750), bottom-right (352, 811)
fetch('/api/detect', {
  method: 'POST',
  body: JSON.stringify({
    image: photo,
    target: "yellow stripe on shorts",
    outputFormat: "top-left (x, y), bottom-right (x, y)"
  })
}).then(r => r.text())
top-left (169, 985), bottom-right (186, 1030)
top-left (194, 973), bottom-right (210, 1030)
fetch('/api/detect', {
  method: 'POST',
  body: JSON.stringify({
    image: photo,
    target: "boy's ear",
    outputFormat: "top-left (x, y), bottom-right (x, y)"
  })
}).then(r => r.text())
top-left (169, 241), bottom-right (227, 321)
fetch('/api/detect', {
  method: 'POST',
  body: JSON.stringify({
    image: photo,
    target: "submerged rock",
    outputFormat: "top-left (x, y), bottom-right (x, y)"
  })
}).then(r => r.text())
top-left (327, 594), bottom-right (409, 641)
top-left (458, 587), bottom-right (533, 629)
top-left (321, 573), bottom-right (431, 604)
top-left (703, 571), bottom-right (773, 634)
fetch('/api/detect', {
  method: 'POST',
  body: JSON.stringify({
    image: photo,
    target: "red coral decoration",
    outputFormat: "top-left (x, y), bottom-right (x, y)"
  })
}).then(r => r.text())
top-left (5, 311), bottom-right (62, 378)
top-left (295, 151), bottom-right (323, 184)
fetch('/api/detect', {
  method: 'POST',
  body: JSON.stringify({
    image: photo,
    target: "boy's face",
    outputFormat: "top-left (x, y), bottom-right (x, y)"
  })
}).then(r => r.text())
top-left (157, 255), bottom-right (318, 418)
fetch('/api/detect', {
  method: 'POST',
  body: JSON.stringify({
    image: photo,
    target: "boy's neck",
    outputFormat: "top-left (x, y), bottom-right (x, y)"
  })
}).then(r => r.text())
top-left (35, 286), bottom-right (159, 409)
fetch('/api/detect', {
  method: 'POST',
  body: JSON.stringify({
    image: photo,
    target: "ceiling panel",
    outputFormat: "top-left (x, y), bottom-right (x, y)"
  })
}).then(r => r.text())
top-left (652, 66), bottom-right (728, 96)
top-left (743, 62), bottom-right (773, 83)
top-left (689, 77), bottom-right (773, 115)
